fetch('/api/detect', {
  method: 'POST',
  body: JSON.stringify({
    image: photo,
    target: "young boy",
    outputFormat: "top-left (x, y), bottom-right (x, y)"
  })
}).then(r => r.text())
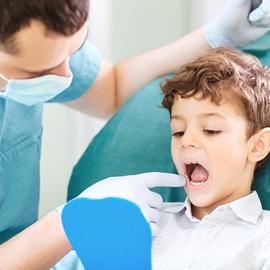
top-left (152, 47), bottom-right (270, 269)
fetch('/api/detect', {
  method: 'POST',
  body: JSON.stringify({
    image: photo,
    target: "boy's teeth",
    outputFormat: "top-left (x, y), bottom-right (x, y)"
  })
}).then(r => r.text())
top-left (190, 180), bottom-right (205, 186)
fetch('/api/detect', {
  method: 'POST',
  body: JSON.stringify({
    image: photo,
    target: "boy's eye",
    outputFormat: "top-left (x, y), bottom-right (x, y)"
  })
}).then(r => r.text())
top-left (203, 129), bottom-right (221, 135)
top-left (172, 131), bottom-right (185, 137)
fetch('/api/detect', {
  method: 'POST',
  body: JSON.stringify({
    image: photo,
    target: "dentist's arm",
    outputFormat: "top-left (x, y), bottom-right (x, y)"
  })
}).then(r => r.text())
top-left (0, 210), bottom-right (72, 270)
top-left (0, 172), bottom-right (185, 269)
top-left (66, 27), bottom-right (210, 119)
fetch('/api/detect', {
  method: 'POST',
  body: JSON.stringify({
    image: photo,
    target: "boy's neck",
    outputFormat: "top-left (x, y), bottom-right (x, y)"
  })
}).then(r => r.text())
top-left (191, 190), bottom-right (252, 220)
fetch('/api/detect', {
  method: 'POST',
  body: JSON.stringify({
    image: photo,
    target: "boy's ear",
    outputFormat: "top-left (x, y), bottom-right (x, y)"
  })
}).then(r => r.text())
top-left (248, 128), bottom-right (270, 163)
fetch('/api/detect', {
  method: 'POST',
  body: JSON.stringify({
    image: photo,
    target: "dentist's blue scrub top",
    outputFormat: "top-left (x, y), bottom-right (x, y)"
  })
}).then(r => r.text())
top-left (0, 40), bottom-right (101, 244)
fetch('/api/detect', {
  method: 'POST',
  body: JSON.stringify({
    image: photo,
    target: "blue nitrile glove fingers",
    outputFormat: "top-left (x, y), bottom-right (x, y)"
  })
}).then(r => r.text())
top-left (62, 197), bottom-right (152, 270)
top-left (204, 0), bottom-right (270, 48)
top-left (250, 0), bottom-right (270, 27)
top-left (57, 172), bottom-right (186, 237)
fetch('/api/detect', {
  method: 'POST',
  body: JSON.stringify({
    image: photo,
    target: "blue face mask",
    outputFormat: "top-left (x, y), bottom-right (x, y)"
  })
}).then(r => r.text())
top-left (0, 71), bottom-right (73, 106)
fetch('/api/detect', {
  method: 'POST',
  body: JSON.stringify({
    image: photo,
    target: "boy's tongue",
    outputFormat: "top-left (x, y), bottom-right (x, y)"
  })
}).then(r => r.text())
top-left (190, 164), bottom-right (208, 182)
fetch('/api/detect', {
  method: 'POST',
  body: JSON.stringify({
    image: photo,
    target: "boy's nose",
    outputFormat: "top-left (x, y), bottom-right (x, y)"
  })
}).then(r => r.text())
top-left (181, 129), bottom-right (198, 148)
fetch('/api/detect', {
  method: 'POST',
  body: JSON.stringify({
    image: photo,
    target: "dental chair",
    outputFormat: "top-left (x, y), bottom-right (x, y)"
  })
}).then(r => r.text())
top-left (67, 32), bottom-right (270, 210)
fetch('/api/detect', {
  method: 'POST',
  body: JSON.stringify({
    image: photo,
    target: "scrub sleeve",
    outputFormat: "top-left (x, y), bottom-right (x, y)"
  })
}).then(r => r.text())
top-left (0, 40), bottom-right (101, 245)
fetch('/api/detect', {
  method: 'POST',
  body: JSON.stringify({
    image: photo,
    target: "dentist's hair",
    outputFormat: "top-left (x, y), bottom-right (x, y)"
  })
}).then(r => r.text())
top-left (0, 0), bottom-right (89, 54)
top-left (161, 47), bottom-right (270, 170)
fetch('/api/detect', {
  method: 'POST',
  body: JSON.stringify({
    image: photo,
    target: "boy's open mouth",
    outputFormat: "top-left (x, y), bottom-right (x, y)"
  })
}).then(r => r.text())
top-left (185, 162), bottom-right (209, 186)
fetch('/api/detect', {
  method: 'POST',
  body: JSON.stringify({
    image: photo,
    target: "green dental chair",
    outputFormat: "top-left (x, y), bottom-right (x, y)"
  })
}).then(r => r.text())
top-left (67, 32), bottom-right (270, 210)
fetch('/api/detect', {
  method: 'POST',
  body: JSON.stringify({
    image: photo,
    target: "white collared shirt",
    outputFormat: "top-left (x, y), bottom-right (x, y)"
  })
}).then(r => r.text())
top-left (152, 192), bottom-right (270, 270)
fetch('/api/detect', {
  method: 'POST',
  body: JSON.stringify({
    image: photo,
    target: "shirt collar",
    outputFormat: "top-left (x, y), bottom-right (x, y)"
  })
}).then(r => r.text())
top-left (162, 197), bottom-right (198, 221)
top-left (182, 197), bottom-right (197, 221)
top-left (226, 191), bottom-right (262, 224)
top-left (163, 192), bottom-right (263, 224)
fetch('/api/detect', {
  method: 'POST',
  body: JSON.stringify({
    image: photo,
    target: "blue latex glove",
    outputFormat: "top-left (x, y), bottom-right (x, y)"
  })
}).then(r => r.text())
top-left (57, 172), bottom-right (186, 237)
top-left (205, 0), bottom-right (270, 48)
top-left (250, 0), bottom-right (270, 27)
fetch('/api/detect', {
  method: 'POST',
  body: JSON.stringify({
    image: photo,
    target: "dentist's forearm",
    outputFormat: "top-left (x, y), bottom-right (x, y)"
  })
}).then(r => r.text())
top-left (115, 27), bottom-right (211, 107)
top-left (65, 28), bottom-right (211, 118)
top-left (0, 210), bottom-right (72, 270)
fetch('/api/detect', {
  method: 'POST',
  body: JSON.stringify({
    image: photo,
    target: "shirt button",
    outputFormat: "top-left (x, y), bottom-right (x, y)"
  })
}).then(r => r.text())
top-left (195, 231), bottom-right (203, 239)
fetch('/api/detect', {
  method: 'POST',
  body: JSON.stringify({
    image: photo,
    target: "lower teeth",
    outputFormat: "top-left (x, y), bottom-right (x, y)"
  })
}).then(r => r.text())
top-left (190, 180), bottom-right (205, 186)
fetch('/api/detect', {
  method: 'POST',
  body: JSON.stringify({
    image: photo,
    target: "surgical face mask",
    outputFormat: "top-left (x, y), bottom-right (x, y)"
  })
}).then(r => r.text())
top-left (0, 71), bottom-right (73, 106)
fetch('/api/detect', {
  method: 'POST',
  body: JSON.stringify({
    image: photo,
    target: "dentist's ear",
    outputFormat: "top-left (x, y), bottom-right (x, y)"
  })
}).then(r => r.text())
top-left (248, 128), bottom-right (270, 163)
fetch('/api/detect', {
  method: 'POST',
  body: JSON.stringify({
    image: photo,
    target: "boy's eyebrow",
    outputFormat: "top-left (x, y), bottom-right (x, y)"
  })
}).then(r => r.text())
top-left (170, 115), bottom-right (184, 121)
top-left (198, 113), bottom-right (226, 120)
top-left (171, 113), bottom-right (226, 121)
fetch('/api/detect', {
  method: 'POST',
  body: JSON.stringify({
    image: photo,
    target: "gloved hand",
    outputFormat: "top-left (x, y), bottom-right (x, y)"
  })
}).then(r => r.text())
top-left (57, 172), bottom-right (186, 237)
top-left (249, 0), bottom-right (270, 27)
top-left (204, 0), bottom-right (270, 48)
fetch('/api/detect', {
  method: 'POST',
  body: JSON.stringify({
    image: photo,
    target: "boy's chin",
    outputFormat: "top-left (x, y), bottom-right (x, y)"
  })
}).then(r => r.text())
top-left (187, 193), bottom-right (213, 209)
